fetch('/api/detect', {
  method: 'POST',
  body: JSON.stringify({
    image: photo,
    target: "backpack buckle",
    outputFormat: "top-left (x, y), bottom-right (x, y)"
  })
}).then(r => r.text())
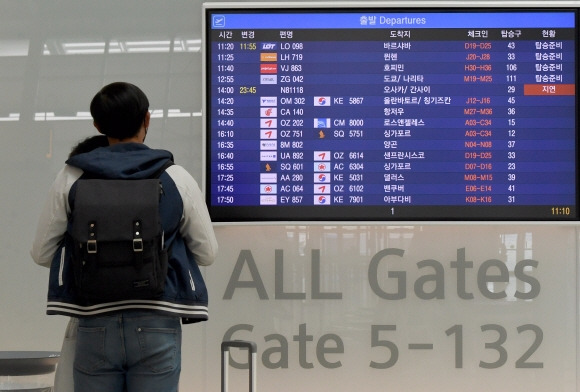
top-left (87, 240), bottom-right (97, 254)
top-left (133, 239), bottom-right (144, 252)
top-left (87, 222), bottom-right (97, 253)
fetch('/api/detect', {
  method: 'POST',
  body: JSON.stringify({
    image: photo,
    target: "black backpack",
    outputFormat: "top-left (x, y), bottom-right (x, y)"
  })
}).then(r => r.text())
top-left (69, 162), bottom-right (173, 305)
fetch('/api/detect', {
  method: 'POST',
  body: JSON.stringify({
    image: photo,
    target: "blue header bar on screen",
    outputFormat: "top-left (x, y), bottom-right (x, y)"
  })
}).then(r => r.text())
top-left (210, 12), bottom-right (575, 29)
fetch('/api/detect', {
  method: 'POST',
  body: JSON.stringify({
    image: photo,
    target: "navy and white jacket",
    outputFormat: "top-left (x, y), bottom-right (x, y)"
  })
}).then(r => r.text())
top-left (31, 143), bottom-right (218, 324)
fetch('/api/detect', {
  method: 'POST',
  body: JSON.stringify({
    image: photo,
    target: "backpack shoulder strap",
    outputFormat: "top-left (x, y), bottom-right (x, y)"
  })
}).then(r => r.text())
top-left (151, 159), bottom-right (174, 179)
top-left (78, 158), bottom-right (174, 181)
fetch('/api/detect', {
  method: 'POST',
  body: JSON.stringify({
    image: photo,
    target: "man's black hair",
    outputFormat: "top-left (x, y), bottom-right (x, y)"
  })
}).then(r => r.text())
top-left (90, 82), bottom-right (149, 140)
top-left (69, 135), bottom-right (109, 158)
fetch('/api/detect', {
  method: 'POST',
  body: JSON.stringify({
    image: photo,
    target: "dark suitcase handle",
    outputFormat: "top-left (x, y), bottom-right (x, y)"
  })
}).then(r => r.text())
top-left (221, 340), bottom-right (257, 392)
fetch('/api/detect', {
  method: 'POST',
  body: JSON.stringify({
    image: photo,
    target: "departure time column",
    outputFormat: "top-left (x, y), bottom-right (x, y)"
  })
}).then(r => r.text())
top-left (213, 33), bottom-right (237, 206)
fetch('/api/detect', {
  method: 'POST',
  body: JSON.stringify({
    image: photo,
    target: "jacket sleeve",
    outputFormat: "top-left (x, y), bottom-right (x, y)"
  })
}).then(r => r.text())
top-left (167, 165), bottom-right (218, 266)
top-left (30, 165), bottom-right (82, 267)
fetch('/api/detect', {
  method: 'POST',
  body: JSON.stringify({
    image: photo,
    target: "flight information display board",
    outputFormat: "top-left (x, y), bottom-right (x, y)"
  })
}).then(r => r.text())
top-left (203, 5), bottom-right (578, 222)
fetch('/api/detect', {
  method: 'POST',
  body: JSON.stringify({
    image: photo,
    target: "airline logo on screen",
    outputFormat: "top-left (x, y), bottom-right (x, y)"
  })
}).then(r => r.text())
top-left (314, 96), bottom-right (331, 106)
top-left (260, 140), bottom-right (277, 151)
top-left (314, 118), bottom-right (330, 128)
top-left (314, 151), bottom-right (332, 205)
top-left (261, 107), bottom-right (277, 118)
top-left (260, 195), bottom-right (277, 205)
top-left (315, 173), bottom-right (331, 184)
top-left (260, 184), bottom-right (277, 194)
top-left (260, 96), bottom-right (279, 205)
top-left (261, 75), bottom-right (277, 84)
top-left (260, 129), bottom-right (277, 140)
top-left (260, 64), bottom-right (278, 74)
top-left (260, 119), bottom-right (277, 129)
top-left (260, 53), bottom-right (277, 62)
top-left (261, 43), bottom-right (277, 50)
top-left (260, 97), bottom-right (278, 106)
top-left (315, 162), bottom-right (330, 172)
top-left (315, 195), bottom-right (331, 205)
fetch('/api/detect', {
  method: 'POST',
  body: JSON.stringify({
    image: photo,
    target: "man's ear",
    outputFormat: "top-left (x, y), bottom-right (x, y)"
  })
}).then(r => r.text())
top-left (94, 121), bottom-right (103, 134)
top-left (144, 111), bottom-right (151, 129)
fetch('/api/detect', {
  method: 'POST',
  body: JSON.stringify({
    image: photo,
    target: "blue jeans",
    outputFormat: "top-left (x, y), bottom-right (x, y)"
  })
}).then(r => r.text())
top-left (74, 311), bottom-right (182, 392)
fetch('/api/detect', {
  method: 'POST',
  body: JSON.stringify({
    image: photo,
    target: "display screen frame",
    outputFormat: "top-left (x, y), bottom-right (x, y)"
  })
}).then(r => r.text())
top-left (202, 1), bottom-right (579, 223)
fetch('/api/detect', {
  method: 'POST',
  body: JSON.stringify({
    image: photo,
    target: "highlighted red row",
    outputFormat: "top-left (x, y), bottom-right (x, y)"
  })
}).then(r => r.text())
top-left (524, 84), bottom-right (575, 95)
